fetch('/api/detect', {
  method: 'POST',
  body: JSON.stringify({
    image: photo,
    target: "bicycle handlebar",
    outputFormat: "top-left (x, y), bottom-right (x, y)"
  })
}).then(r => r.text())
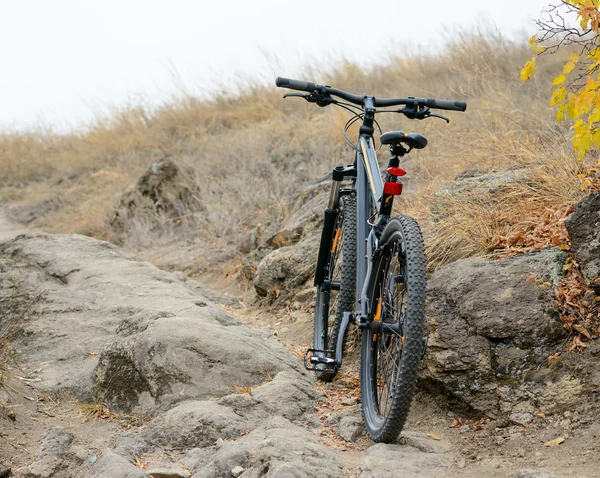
top-left (275, 76), bottom-right (467, 112)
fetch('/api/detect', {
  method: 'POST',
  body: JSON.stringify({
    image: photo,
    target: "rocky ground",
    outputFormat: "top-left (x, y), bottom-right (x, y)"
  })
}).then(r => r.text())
top-left (1, 180), bottom-right (600, 477)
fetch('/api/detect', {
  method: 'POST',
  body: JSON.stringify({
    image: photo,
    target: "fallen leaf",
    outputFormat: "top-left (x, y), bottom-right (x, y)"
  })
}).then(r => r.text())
top-left (573, 324), bottom-right (592, 339)
top-left (544, 436), bottom-right (566, 447)
top-left (534, 411), bottom-right (546, 418)
top-left (547, 352), bottom-right (562, 361)
top-left (427, 433), bottom-right (444, 441)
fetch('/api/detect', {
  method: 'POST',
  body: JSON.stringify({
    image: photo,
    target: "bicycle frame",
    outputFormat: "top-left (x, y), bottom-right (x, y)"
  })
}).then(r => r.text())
top-left (316, 131), bottom-right (391, 369)
top-left (355, 135), bottom-right (383, 322)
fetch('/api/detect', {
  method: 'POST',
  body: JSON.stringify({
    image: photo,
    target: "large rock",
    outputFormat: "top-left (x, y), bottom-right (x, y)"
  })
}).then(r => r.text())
top-left (565, 191), bottom-right (600, 292)
top-left (109, 371), bottom-right (337, 476)
top-left (0, 233), bottom-right (301, 415)
top-left (189, 419), bottom-right (341, 478)
top-left (359, 439), bottom-right (450, 478)
top-left (422, 248), bottom-right (568, 414)
top-left (121, 370), bottom-right (322, 455)
top-left (248, 181), bottom-right (328, 296)
top-left (107, 158), bottom-right (200, 235)
top-left (326, 406), bottom-right (366, 442)
top-left (431, 166), bottom-right (530, 221)
top-left (87, 450), bottom-right (145, 478)
top-left (18, 427), bottom-right (74, 478)
top-left (141, 400), bottom-right (248, 449)
top-left (253, 236), bottom-right (318, 296)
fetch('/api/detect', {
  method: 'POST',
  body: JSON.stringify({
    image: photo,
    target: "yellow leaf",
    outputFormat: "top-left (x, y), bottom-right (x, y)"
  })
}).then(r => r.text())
top-left (566, 93), bottom-right (578, 119)
top-left (563, 62), bottom-right (576, 75)
top-left (550, 87), bottom-right (566, 106)
top-left (580, 178), bottom-right (593, 189)
top-left (570, 53), bottom-right (580, 63)
top-left (520, 57), bottom-right (536, 82)
top-left (528, 34), bottom-right (546, 53)
top-left (589, 107), bottom-right (600, 124)
top-left (553, 75), bottom-right (567, 85)
top-left (427, 433), bottom-right (444, 441)
top-left (557, 104), bottom-right (566, 123)
top-left (593, 128), bottom-right (600, 147)
top-left (579, 90), bottom-right (595, 114)
top-left (544, 437), bottom-right (566, 447)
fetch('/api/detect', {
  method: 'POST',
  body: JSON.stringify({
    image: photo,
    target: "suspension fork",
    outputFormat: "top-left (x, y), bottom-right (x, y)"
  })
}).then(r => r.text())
top-left (314, 165), bottom-right (356, 286)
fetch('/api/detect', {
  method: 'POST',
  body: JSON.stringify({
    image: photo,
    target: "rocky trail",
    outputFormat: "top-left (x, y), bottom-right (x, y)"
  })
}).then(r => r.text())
top-left (1, 190), bottom-right (600, 477)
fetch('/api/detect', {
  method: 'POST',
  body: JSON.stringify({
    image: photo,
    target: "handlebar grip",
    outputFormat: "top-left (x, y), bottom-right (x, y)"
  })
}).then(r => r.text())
top-left (425, 99), bottom-right (467, 112)
top-left (275, 77), bottom-right (319, 92)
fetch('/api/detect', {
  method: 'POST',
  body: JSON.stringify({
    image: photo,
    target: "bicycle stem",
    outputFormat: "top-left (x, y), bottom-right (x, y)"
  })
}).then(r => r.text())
top-left (359, 96), bottom-right (376, 137)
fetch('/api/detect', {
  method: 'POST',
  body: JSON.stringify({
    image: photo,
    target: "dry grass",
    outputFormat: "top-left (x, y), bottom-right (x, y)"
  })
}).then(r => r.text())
top-left (0, 29), bottom-right (588, 271)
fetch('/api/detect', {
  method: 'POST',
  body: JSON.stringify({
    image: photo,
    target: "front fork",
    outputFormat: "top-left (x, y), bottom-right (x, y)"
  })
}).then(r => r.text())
top-left (313, 165), bottom-right (356, 286)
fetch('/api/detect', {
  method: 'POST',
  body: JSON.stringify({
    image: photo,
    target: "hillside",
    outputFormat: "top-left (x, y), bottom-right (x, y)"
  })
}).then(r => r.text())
top-left (0, 32), bottom-right (592, 269)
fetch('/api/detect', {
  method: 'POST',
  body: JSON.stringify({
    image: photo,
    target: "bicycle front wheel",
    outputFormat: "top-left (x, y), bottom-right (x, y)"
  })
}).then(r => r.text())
top-left (314, 195), bottom-right (357, 382)
top-left (360, 215), bottom-right (427, 443)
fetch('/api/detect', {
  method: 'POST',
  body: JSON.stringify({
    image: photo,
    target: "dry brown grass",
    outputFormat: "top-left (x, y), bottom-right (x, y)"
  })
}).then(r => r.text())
top-left (0, 30), bottom-right (588, 269)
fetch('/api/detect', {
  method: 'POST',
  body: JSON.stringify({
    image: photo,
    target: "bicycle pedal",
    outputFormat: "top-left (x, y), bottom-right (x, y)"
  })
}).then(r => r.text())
top-left (303, 348), bottom-right (336, 372)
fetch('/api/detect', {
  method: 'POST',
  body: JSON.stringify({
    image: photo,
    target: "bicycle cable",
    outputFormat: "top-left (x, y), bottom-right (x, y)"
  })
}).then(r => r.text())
top-left (339, 107), bottom-right (384, 152)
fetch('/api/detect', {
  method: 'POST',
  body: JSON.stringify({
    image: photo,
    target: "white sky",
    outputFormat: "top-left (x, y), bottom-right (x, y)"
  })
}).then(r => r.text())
top-left (0, 0), bottom-right (551, 131)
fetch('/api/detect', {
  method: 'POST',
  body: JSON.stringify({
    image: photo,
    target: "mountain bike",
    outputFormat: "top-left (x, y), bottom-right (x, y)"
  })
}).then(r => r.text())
top-left (275, 77), bottom-right (467, 443)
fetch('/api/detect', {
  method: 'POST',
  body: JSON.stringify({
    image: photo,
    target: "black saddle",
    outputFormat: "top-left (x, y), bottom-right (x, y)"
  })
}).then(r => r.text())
top-left (380, 131), bottom-right (428, 150)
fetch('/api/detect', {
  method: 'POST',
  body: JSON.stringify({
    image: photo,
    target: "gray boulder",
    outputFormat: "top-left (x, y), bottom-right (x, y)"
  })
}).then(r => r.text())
top-left (248, 181), bottom-right (328, 296)
top-left (250, 369), bottom-right (321, 422)
top-left (86, 449), bottom-right (146, 478)
top-left (107, 158), bottom-right (200, 236)
top-left (431, 166), bottom-right (530, 221)
top-left (326, 406), bottom-right (366, 442)
top-left (120, 370), bottom-right (321, 457)
top-left (515, 470), bottom-right (558, 478)
top-left (253, 236), bottom-right (318, 296)
top-left (190, 419), bottom-right (341, 478)
top-left (18, 427), bottom-right (74, 478)
top-left (422, 248), bottom-right (568, 414)
top-left (0, 234), bottom-right (300, 415)
top-left (359, 440), bottom-right (450, 478)
top-left (140, 400), bottom-right (248, 449)
top-left (565, 191), bottom-right (600, 291)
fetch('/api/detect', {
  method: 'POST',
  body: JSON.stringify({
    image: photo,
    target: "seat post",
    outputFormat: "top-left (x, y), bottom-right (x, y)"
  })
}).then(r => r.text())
top-left (390, 143), bottom-right (408, 158)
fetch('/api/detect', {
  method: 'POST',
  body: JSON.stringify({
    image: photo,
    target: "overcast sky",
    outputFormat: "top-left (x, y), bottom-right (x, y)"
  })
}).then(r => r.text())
top-left (0, 0), bottom-right (552, 131)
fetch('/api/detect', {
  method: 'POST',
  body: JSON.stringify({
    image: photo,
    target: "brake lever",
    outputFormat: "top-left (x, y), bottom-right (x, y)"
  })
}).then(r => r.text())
top-left (429, 112), bottom-right (450, 123)
top-left (283, 93), bottom-right (312, 101)
top-left (398, 106), bottom-right (450, 123)
top-left (283, 90), bottom-right (334, 107)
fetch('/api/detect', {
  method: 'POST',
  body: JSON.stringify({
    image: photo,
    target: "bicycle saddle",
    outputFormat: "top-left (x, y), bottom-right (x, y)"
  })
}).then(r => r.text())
top-left (380, 131), bottom-right (428, 150)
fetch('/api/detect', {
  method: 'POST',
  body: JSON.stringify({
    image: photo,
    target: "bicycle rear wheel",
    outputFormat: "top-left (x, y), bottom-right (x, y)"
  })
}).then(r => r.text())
top-left (360, 215), bottom-right (426, 443)
top-left (314, 195), bottom-right (356, 382)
